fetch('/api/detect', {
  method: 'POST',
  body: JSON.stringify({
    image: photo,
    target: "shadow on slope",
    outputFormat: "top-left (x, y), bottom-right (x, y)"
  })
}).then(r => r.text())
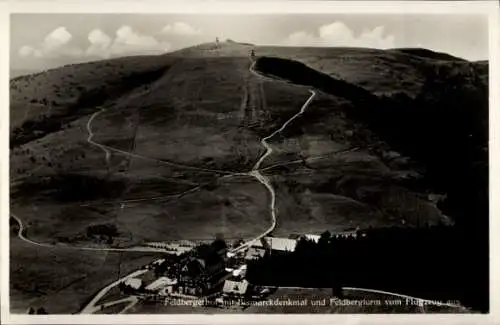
top-left (10, 57), bottom-right (175, 148)
top-left (390, 48), bottom-right (467, 62)
top-left (255, 56), bottom-right (377, 105)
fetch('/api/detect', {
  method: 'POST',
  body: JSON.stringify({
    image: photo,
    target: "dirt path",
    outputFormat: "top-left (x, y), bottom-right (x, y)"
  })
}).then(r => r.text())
top-left (252, 89), bottom-right (315, 170)
top-left (86, 109), bottom-right (112, 168)
top-left (10, 213), bottom-right (52, 248)
top-left (80, 269), bottom-right (147, 314)
top-left (229, 58), bottom-right (316, 254)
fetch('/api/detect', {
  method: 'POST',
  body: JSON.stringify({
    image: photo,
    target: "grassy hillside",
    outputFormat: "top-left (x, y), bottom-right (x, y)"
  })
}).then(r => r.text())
top-left (168, 43), bottom-right (476, 95)
top-left (389, 48), bottom-right (467, 61)
top-left (10, 41), bottom-right (488, 312)
top-left (10, 41), bottom-right (488, 243)
top-left (10, 55), bottom-right (176, 135)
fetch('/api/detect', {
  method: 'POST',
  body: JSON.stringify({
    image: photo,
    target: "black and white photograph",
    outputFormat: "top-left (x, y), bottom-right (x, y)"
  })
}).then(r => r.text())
top-left (3, 0), bottom-right (498, 322)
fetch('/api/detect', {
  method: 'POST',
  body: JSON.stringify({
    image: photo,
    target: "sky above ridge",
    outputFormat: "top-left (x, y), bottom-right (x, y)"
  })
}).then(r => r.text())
top-left (11, 14), bottom-right (489, 71)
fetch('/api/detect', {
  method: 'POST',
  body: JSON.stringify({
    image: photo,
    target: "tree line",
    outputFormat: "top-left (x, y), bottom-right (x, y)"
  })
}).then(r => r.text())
top-left (246, 225), bottom-right (487, 312)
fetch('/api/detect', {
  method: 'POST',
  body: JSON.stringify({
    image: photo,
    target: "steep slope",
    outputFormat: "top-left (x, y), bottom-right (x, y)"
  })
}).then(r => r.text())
top-left (10, 55), bottom-right (177, 140)
top-left (11, 43), bottom-right (487, 244)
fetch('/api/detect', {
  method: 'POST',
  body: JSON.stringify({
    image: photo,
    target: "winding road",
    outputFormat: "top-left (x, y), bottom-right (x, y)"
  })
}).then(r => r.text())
top-left (86, 296), bottom-right (138, 314)
top-left (227, 59), bottom-right (316, 254)
top-left (10, 213), bottom-right (52, 248)
top-left (251, 89), bottom-right (316, 171)
top-left (80, 269), bottom-right (148, 314)
top-left (86, 109), bottom-right (112, 168)
top-left (10, 212), bottom-right (172, 253)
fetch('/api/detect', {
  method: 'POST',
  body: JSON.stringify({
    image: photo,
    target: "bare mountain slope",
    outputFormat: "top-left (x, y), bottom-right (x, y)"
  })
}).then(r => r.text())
top-left (9, 41), bottom-right (487, 248)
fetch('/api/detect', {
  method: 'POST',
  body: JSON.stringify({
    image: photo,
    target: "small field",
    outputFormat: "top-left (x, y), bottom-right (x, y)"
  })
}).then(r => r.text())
top-left (10, 235), bottom-right (161, 314)
top-left (110, 174), bottom-right (270, 243)
top-left (265, 151), bottom-right (447, 237)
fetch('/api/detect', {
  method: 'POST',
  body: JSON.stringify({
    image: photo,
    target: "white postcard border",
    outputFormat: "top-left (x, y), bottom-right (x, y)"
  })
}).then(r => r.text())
top-left (1, 1), bottom-right (498, 324)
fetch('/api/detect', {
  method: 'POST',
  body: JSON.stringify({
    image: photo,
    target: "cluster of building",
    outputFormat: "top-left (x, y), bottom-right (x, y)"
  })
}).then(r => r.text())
top-left (144, 240), bottom-right (198, 255)
top-left (121, 230), bottom-right (361, 308)
top-left (123, 240), bottom-right (229, 298)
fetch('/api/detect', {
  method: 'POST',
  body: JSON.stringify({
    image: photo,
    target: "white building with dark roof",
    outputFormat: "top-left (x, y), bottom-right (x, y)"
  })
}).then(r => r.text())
top-left (251, 236), bottom-right (297, 252)
top-left (334, 227), bottom-right (360, 238)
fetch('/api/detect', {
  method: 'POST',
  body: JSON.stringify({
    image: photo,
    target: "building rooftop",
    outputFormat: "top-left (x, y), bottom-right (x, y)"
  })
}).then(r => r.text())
top-left (152, 259), bottom-right (165, 266)
top-left (145, 277), bottom-right (177, 291)
top-left (124, 278), bottom-right (142, 290)
top-left (222, 279), bottom-right (249, 295)
top-left (232, 264), bottom-right (247, 277)
top-left (181, 259), bottom-right (204, 277)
